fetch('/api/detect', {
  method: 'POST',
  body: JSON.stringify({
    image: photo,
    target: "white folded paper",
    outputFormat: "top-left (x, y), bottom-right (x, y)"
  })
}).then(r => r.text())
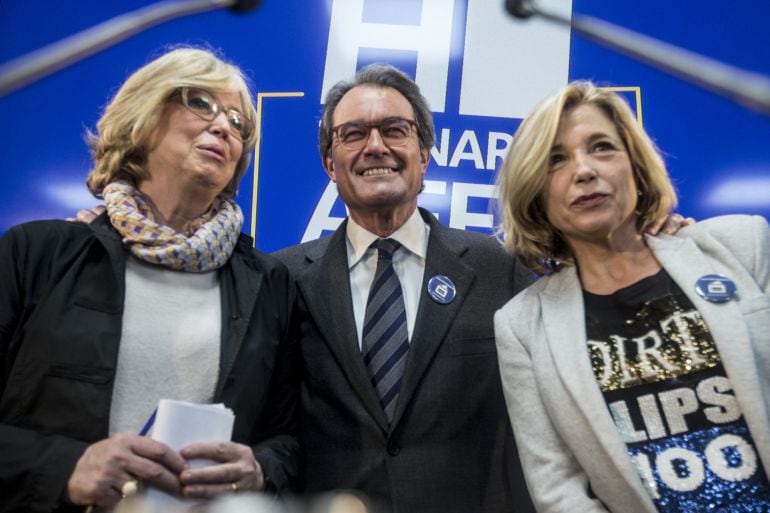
top-left (144, 399), bottom-right (235, 512)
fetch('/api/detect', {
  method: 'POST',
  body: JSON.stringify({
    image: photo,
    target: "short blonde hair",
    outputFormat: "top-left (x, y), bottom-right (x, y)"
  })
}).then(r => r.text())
top-left (496, 81), bottom-right (677, 274)
top-left (86, 46), bottom-right (258, 199)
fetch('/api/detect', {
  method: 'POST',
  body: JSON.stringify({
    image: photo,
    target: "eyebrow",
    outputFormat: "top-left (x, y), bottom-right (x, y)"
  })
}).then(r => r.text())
top-left (222, 102), bottom-right (246, 114)
top-left (209, 91), bottom-right (245, 114)
top-left (550, 132), bottom-right (617, 151)
top-left (586, 132), bottom-right (616, 142)
top-left (336, 116), bottom-right (410, 125)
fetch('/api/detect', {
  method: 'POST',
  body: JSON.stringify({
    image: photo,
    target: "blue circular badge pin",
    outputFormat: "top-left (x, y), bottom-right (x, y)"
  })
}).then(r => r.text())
top-left (427, 275), bottom-right (456, 305)
top-left (695, 274), bottom-right (736, 303)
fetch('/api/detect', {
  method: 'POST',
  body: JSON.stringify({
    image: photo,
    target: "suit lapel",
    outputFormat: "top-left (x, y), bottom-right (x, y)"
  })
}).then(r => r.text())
top-left (392, 214), bottom-right (475, 426)
top-left (539, 268), bottom-right (621, 437)
top-left (648, 233), bottom-right (770, 450)
top-left (298, 224), bottom-right (389, 430)
top-left (539, 268), bottom-right (654, 504)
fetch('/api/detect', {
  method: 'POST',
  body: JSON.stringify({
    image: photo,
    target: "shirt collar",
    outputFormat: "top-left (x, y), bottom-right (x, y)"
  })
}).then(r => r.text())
top-left (346, 208), bottom-right (428, 269)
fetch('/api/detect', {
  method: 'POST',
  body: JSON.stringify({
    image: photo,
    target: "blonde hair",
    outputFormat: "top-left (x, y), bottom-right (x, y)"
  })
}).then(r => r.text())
top-left (496, 81), bottom-right (677, 275)
top-left (86, 46), bottom-right (258, 199)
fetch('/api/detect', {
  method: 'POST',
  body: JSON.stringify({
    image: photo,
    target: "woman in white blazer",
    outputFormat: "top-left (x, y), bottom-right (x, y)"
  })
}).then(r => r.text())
top-left (494, 82), bottom-right (770, 513)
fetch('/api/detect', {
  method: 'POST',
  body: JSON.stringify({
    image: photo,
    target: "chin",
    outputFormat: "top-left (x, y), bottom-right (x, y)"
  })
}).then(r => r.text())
top-left (358, 187), bottom-right (403, 202)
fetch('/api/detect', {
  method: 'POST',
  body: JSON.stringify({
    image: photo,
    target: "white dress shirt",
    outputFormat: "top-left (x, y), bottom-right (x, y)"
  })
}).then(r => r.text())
top-left (346, 209), bottom-right (430, 349)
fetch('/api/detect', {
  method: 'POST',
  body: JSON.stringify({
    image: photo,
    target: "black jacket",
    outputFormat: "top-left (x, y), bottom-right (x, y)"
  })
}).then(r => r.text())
top-left (273, 209), bottom-right (536, 513)
top-left (0, 214), bottom-right (299, 513)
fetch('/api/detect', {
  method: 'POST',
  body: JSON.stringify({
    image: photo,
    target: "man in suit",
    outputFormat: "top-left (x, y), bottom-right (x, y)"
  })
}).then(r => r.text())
top-left (273, 64), bottom-right (536, 513)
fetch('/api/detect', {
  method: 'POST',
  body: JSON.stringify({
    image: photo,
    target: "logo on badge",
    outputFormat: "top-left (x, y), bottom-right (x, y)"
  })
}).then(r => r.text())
top-left (427, 275), bottom-right (456, 305)
top-left (695, 274), bottom-right (737, 303)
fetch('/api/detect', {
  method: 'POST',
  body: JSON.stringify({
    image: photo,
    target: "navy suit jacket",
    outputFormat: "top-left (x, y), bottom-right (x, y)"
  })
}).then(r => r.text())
top-left (274, 208), bottom-right (535, 513)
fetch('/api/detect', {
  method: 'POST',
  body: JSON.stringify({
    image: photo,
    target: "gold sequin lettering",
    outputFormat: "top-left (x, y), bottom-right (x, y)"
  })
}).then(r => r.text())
top-left (610, 334), bottom-right (636, 385)
top-left (587, 339), bottom-right (614, 387)
top-left (590, 303), bottom-right (720, 391)
top-left (632, 330), bottom-right (679, 379)
top-left (660, 310), bottom-right (708, 368)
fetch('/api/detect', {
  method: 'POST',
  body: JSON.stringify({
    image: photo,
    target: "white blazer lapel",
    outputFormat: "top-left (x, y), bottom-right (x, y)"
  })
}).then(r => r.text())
top-left (539, 267), bottom-right (663, 509)
top-left (539, 267), bottom-right (606, 425)
top-left (540, 269), bottom-right (650, 470)
top-left (649, 233), bottom-right (770, 474)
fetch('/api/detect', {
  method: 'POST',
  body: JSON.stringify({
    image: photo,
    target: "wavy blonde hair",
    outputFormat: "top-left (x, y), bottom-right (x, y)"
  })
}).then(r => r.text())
top-left (496, 82), bottom-right (677, 275)
top-left (86, 46), bottom-right (258, 199)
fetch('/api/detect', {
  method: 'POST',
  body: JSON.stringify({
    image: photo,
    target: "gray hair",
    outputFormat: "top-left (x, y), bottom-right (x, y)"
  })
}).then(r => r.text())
top-left (318, 64), bottom-right (435, 157)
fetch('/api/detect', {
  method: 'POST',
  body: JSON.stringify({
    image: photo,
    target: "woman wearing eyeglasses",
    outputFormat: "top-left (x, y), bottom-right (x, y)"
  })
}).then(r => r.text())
top-left (0, 47), bottom-right (298, 511)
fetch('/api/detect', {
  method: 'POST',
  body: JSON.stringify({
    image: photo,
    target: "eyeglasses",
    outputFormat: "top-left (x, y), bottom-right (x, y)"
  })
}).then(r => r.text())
top-left (178, 87), bottom-right (254, 141)
top-left (331, 117), bottom-right (417, 151)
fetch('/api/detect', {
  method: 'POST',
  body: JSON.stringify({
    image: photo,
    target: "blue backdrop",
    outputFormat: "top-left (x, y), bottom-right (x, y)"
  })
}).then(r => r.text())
top-left (1, 0), bottom-right (769, 251)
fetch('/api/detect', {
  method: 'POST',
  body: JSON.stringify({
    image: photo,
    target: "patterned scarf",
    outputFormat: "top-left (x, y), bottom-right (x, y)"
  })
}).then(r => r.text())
top-left (103, 181), bottom-right (243, 272)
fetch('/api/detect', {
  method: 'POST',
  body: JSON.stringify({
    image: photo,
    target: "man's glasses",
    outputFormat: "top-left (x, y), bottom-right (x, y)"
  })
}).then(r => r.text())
top-left (331, 117), bottom-right (417, 151)
top-left (178, 87), bottom-right (254, 141)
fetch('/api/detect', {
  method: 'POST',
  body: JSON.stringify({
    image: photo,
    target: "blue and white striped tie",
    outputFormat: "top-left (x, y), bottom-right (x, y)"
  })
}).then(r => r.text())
top-left (362, 238), bottom-right (410, 422)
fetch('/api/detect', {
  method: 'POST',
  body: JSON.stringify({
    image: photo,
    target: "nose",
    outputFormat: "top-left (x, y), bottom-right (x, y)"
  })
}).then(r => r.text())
top-left (208, 111), bottom-right (231, 139)
top-left (362, 126), bottom-right (389, 155)
top-left (572, 152), bottom-right (597, 183)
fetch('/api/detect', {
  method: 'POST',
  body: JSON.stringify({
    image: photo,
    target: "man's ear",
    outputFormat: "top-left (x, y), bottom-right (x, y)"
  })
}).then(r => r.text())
top-left (420, 148), bottom-right (430, 170)
top-left (322, 154), bottom-right (336, 182)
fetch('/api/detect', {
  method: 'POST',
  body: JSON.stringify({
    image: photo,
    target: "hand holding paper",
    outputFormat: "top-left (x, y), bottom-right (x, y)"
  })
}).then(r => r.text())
top-left (179, 440), bottom-right (266, 497)
top-left (144, 399), bottom-right (236, 509)
top-left (65, 434), bottom-right (184, 508)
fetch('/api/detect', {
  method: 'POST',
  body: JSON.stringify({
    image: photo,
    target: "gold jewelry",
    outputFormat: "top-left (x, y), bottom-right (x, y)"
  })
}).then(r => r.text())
top-left (121, 478), bottom-right (139, 499)
top-left (231, 481), bottom-right (239, 493)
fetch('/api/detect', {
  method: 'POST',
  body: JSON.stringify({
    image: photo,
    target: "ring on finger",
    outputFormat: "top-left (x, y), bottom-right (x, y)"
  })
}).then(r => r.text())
top-left (121, 478), bottom-right (140, 499)
top-left (231, 481), bottom-right (239, 493)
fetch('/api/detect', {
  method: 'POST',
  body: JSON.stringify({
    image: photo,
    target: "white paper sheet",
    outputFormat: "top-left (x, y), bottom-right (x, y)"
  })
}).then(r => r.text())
top-left (143, 399), bottom-right (235, 512)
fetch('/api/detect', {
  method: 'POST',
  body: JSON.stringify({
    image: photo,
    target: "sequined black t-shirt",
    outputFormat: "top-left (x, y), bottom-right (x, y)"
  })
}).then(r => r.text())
top-left (583, 268), bottom-right (770, 512)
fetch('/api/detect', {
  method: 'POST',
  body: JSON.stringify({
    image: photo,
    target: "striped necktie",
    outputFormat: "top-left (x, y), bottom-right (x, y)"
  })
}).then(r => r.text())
top-left (362, 238), bottom-right (410, 422)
